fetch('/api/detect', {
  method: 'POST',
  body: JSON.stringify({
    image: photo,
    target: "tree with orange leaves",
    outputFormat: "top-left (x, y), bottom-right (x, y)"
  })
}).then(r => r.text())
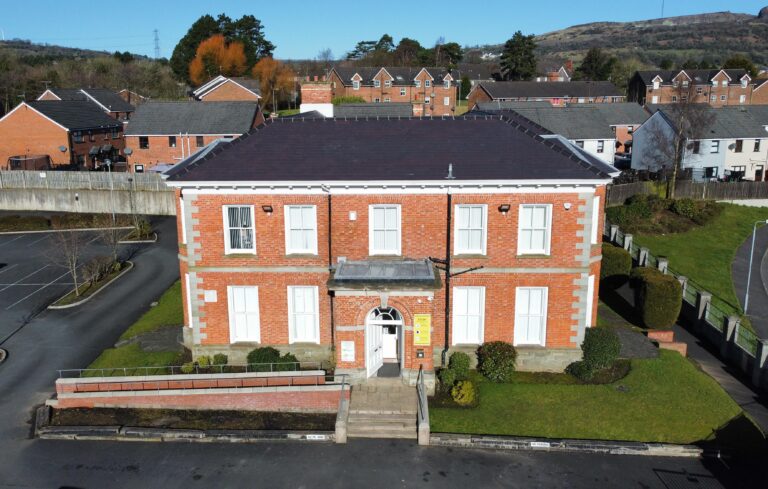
top-left (251, 57), bottom-right (296, 111)
top-left (188, 34), bottom-right (247, 85)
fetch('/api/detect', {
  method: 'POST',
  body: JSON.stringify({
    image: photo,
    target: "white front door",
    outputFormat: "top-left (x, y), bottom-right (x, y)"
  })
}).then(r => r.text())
top-left (382, 326), bottom-right (397, 360)
top-left (366, 322), bottom-right (384, 377)
top-left (514, 287), bottom-right (548, 346)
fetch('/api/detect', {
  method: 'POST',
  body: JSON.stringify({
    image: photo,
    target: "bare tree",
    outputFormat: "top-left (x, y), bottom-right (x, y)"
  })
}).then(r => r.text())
top-left (644, 82), bottom-right (715, 198)
top-left (49, 229), bottom-right (87, 297)
top-left (95, 214), bottom-right (125, 264)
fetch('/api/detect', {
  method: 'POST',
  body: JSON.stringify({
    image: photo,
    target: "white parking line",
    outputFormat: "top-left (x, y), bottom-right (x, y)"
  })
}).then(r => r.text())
top-left (0, 265), bottom-right (50, 292)
top-left (0, 235), bottom-right (26, 248)
top-left (4, 269), bottom-right (77, 310)
top-left (0, 264), bottom-right (19, 276)
top-left (0, 283), bottom-right (75, 286)
top-left (27, 234), bottom-right (51, 246)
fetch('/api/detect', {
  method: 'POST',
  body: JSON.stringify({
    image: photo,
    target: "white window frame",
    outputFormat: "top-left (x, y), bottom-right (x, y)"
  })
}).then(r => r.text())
top-left (374, 79), bottom-right (381, 88)
top-left (184, 273), bottom-right (193, 328)
top-left (223, 205), bottom-right (256, 254)
top-left (514, 286), bottom-right (548, 346)
top-left (651, 95), bottom-right (659, 104)
top-left (452, 286), bottom-right (485, 345)
top-left (227, 285), bottom-right (261, 343)
top-left (585, 275), bottom-right (595, 328)
top-left (454, 204), bottom-right (487, 255)
top-left (597, 140), bottom-right (605, 153)
top-left (591, 196), bottom-right (600, 244)
top-left (287, 286), bottom-right (320, 344)
top-left (740, 94), bottom-right (746, 104)
top-left (384, 80), bottom-right (392, 88)
top-left (415, 80), bottom-right (421, 88)
top-left (368, 204), bottom-right (401, 255)
top-left (443, 96), bottom-right (450, 106)
top-left (352, 80), bottom-right (360, 90)
top-left (652, 81), bottom-right (660, 89)
top-left (400, 88), bottom-right (406, 96)
top-left (384, 97), bottom-right (391, 103)
top-left (373, 97), bottom-right (381, 103)
top-left (444, 80), bottom-right (451, 89)
top-left (711, 140), bottom-right (720, 153)
top-left (284, 205), bottom-right (318, 255)
top-left (517, 204), bottom-right (552, 256)
top-left (424, 96), bottom-right (431, 104)
top-left (179, 196), bottom-right (187, 245)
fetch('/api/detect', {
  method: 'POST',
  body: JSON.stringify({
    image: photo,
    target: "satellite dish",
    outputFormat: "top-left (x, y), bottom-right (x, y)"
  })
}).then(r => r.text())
top-left (58, 145), bottom-right (67, 153)
top-left (124, 148), bottom-right (133, 156)
top-left (728, 143), bottom-right (736, 150)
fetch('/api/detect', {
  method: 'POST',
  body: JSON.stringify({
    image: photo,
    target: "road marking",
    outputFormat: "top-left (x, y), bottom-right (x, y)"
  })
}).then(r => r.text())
top-left (0, 265), bottom-right (50, 292)
top-left (0, 235), bottom-right (26, 248)
top-left (27, 234), bottom-right (51, 246)
top-left (0, 264), bottom-right (19, 276)
top-left (4, 269), bottom-right (78, 310)
top-left (0, 283), bottom-right (75, 286)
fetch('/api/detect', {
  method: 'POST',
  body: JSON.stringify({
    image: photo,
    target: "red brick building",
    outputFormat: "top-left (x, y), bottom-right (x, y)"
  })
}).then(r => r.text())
top-left (328, 67), bottom-right (458, 116)
top-left (627, 69), bottom-right (768, 107)
top-left (165, 114), bottom-right (616, 385)
top-left (124, 101), bottom-right (263, 172)
top-left (0, 101), bottom-right (124, 170)
top-left (37, 88), bottom-right (135, 121)
top-left (192, 75), bottom-right (262, 102)
top-left (467, 81), bottom-right (625, 109)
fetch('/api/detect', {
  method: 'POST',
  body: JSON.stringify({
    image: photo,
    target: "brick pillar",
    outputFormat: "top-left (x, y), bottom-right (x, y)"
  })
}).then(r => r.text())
top-left (752, 340), bottom-right (768, 389)
top-left (657, 257), bottom-right (669, 274)
top-left (721, 315), bottom-right (739, 357)
top-left (677, 275), bottom-right (688, 298)
top-left (623, 234), bottom-right (633, 252)
top-left (639, 247), bottom-right (650, 267)
top-left (610, 224), bottom-right (619, 242)
top-left (696, 291), bottom-right (711, 332)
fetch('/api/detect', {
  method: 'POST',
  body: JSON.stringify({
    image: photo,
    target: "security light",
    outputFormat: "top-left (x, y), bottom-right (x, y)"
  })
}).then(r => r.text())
top-left (261, 205), bottom-right (273, 213)
top-left (498, 204), bottom-right (511, 213)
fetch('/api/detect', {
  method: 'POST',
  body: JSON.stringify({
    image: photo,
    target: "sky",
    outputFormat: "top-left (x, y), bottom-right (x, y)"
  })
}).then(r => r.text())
top-left (1, 0), bottom-right (765, 60)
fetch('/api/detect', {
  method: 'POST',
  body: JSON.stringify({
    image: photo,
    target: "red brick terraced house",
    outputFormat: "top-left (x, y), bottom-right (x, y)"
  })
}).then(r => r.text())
top-left (328, 67), bottom-right (458, 116)
top-left (37, 88), bottom-right (135, 121)
top-left (124, 101), bottom-right (264, 172)
top-left (467, 81), bottom-right (626, 109)
top-left (192, 75), bottom-right (262, 102)
top-left (0, 100), bottom-right (125, 170)
top-left (627, 69), bottom-right (768, 107)
top-left (164, 115), bottom-right (617, 385)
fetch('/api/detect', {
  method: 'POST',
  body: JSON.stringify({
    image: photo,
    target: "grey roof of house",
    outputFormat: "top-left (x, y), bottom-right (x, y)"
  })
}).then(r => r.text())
top-left (454, 63), bottom-right (499, 81)
top-left (50, 88), bottom-right (135, 112)
top-left (633, 69), bottom-right (750, 86)
top-left (648, 104), bottom-right (768, 139)
top-left (125, 102), bottom-right (259, 135)
top-left (164, 114), bottom-right (616, 183)
top-left (328, 259), bottom-right (441, 291)
top-left (334, 103), bottom-right (413, 118)
top-left (28, 101), bottom-right (123, 130)
top-left (282, 110), bottom-right (327, 119)
top-left (332, 66), bottom-right (452, 86)
top-left (472, 103), bottom-right (649, 140)
top-left (476, 101), bottom-right (559, 110)
top-left (476, 81), bottom-right (624, 99)
top-left (197, 76), bottom-right (261, 97)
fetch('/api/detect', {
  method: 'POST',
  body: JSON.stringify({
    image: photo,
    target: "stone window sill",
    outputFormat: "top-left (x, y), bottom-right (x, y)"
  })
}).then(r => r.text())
top-left (515, 254), bottom-right (552, 259)
top-left (284, 253), bottom-right (321, 259)
top-left (453, 254), bottom-right (488, 259)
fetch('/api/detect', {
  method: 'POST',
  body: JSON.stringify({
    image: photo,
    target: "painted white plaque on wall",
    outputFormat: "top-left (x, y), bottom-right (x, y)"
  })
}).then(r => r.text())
top-left (204, 290), bottom-right (217, 303)
top-left (341, 341), bottom-right (355, 362)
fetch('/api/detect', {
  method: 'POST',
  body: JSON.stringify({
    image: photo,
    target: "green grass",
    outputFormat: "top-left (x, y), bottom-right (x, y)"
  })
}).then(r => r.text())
top-left (85, 344), bottom-right (184, 376)
top-left (430, 350), bottom-right (745, 444)
top-left (276, 108), bottom-right (300, 117)
top-left (118, 281), bottom-right (183, 341)
top-left (633, 204), bottom-right (768, 312)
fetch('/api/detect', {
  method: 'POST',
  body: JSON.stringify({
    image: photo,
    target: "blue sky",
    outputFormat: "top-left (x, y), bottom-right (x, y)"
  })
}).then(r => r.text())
top-left (1, 0), bottom-right (765, 59)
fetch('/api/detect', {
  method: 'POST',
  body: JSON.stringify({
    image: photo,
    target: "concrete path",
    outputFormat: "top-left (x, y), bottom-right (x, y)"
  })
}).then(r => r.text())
top-left (732, 223), bottom-right (768, 338)
top-left (674, 324), bottom-right (768, 434)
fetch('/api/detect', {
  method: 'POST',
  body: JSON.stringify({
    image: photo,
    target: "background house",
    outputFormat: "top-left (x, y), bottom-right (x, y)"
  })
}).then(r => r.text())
top-left (0, 100), bottom-right (124, 170)
top-left (124, 101), bottom-right (263, 172)
top-left (627, 69), bottom-right (768, 107)
top-left (37, 88), bottom-right (135, 121)
top-left (192, 75), bottom-right (262, 102)
top-left (468, 81), bottom-right (625, 109)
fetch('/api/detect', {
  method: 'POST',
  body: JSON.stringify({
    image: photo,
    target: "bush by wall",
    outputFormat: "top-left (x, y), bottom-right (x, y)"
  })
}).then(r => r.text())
top-left (477, 342), bottom-right (517, 383)
top-left (582, 327), bottom-right (621, 370)
top-left (451, 380), bottom-right (477, 406)
top-left (438, 368), bottom-right (457, 391)
top-left (632, 267), bottom-right (682, 329)
top-left (448, 352), bottom-right (470, 381)
top-left (246, 347), bottom-right (301, 371)
top-left (332, 96), bottom-right (366, 105)
top-left (601, 244), bottom-right (632, 286)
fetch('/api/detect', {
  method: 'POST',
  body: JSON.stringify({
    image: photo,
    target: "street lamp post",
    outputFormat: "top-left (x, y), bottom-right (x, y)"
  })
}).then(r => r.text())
top-left (104, 158), bottom-right (116, 226)
top-left (744, 219), bottom-right (768, 314)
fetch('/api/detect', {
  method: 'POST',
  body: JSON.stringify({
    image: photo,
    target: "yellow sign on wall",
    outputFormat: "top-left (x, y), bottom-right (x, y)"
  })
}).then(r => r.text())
top-left (413, 314), bottom-right (431, 346)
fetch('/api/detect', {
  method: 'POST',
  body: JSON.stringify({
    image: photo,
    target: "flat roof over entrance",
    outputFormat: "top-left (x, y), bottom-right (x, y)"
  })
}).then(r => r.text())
top-left (328, 259), bottom-right (441, 291)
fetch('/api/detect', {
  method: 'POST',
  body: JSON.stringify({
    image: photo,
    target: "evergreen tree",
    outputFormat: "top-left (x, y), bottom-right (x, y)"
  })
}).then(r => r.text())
top-left (499, 31), bottom-right (537, 81)
top-left (460, 75), bottom-right (471, 100)
top-left (575, 48), bottom-right (617, 81)
top-left (170, 15), bottom-right (219, 82)
top-left (723, 54), bottom-right (758, 78)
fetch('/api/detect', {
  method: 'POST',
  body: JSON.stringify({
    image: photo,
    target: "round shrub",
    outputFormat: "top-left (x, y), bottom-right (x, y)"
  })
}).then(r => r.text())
top-left (670, 198), bottom-right (697, 220)
top-left (450, 380), bottom-right (477, 406)
top-left (601, 244), bottom-right (632, 286)
top-left (212, 353), bottom-right (228, 366)
top-left (197, 355), bottom-right (212, 368)
top-left (448, 351), bottom-right (471, 381)
top-left (247, 347), bottom-right (282, 366)
top-left (565, 360), bottom-right (593, 381)
top-left (438, 367), bottom-right (457, 391)
top-left (581, 327), bottom-right (621, 371)
top-left (275, 352), bottom-right (300, 371)
top-left (477, 341), bottom-right (517, 383)
top-left (633, 268), bottom-right (682, 329)
top-left (180, 362), bottom-right (195, 374)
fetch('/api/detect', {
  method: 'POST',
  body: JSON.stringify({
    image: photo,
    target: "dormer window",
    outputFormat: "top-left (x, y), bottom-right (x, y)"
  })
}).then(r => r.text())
top-left (385, 80), bottom-right (392, 88)
top-left (722, 81), bottom-right (729, 88)
top-left (712, 80), bottom-right (719, 87)
top-left (741, 79), bottom-right (748, 88)
top-left (374, 80), bottom-right (381, 88)
top-left (682, 80), bottom-right (689, 88)
top-left (415, 80), bottom-right (421, 88)
top-left (444, 80), bottom-right (451, 89)
top-left (352, 80), bottom-right (360, 90)
top-left (652, 80), bottom-right (660, 89)
top-left (425, 80), bottom-right (431, 88)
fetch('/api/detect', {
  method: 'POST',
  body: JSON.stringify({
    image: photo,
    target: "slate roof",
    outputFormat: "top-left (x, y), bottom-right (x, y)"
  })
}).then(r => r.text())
top-left (125, 102), bottom-right (260, 136)
top-left (475, 81), bottom-right (624, 99)
top-left (28, 101), bottom-right (123, 130)
top-left (165, 115), bottom-right (616, 183)
top-left (282, 110), bottom-right (327, 119)
top-left (48, 88), bottom-right (135, 113)
top-left (331, 66), bottom-right (453, 86)
top-left (334, 103), bottom-right (412, 118)
top-left (194, 76), bottom-right (262, 98)
top-left (329, 259), bottom-right (441, 291)
top-left (475, 101), bottom-right (559, 110)
top-left (634, 69), bottom-right (750, 86)
top-left (648, 104), bottom-right (768, 139)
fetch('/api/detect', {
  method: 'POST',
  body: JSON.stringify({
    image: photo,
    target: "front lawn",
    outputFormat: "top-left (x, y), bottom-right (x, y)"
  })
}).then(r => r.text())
top-left (430, 350), bottom-right (744, 444)
top-left (633, 203), bottom-right (768, 311)
top-left (118, 280), bottom-right (183, 341)
top-left (86, 344), bottom-right (184, 376)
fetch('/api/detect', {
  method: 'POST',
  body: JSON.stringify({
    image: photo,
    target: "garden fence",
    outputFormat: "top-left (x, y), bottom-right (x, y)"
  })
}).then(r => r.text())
top-left (605, 220), bottom-right (768, 391)
top-left (607, 180), bottom-right (768, 206)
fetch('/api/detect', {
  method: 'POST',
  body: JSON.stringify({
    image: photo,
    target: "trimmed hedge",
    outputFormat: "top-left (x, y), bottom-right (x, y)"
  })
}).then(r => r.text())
top-left (246, 347), bottom-right (300, 371)
top-left (631, 267), bottom-right (682, 329)
top-left (601, 244), bottom-right (632, 286)
top-left (477, 342), bottom-right (517, 383)
top-left (448, 352), bottom-right (470, 381)
top-left (582, 327), bottom-right (621, 370)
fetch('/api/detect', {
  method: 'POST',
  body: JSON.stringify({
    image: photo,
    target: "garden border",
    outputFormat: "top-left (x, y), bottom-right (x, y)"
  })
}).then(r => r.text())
top-left (48, 261), bottom-right (134, 310)
top-left (0, 226), bottom-right (133, 236)
top-left (118, 232), bottom-right (158, 244)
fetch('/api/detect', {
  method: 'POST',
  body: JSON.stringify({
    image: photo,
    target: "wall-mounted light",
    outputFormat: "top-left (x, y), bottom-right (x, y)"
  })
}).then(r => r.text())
top-left (261, 205), bottom-right (273, 213)
top-left (564, 203), bottom-right (572, 210)
top-left (498, 204), bottom-right (511, 214)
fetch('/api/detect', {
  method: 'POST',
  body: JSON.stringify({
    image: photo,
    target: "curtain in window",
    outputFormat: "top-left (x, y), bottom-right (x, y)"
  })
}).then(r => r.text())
top-left (228, 206), bottom-right (253, 250)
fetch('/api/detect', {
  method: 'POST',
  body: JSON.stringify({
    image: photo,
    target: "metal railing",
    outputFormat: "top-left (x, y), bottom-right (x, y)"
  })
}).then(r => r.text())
top-left (416, 366), bottom-right (429, 427)
top-left (58, 360), bottom-right (328, 379)
top-left (736, 325), bottom-right (759, 357)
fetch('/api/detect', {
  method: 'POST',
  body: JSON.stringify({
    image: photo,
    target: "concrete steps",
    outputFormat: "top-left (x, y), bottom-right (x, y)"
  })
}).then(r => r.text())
top-left (347, 378), bottom-right (418, 440)
top-left (347, 412), bottom-right (417, 439)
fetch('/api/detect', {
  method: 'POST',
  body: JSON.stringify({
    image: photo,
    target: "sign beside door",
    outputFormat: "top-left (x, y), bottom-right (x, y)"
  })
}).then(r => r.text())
top-left (414, 314), bottom-right (431, 346)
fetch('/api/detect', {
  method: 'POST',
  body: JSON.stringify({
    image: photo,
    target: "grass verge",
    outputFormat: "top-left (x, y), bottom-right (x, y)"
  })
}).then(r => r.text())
top-left (119, 281), bottom-right (183, 341)
top-left (52, 263), bottom-right (131, 306)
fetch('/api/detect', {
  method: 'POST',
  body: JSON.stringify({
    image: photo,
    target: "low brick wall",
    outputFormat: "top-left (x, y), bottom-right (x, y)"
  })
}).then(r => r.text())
top-left (53, 371), bottom-right (348, 412)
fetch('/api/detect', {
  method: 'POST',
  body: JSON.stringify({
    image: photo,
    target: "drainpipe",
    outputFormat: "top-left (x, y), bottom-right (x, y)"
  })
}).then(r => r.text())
top-left (441, 190), bottom-right (452, 367)
top-left (323, 186), bottom-right (336, 357)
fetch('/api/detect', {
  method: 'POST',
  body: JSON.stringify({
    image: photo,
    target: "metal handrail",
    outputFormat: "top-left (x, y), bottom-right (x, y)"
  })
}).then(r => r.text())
top-left (416, 366), bottom-right (428, 425)
top-left (57, 360), bottom-right (327, 379)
